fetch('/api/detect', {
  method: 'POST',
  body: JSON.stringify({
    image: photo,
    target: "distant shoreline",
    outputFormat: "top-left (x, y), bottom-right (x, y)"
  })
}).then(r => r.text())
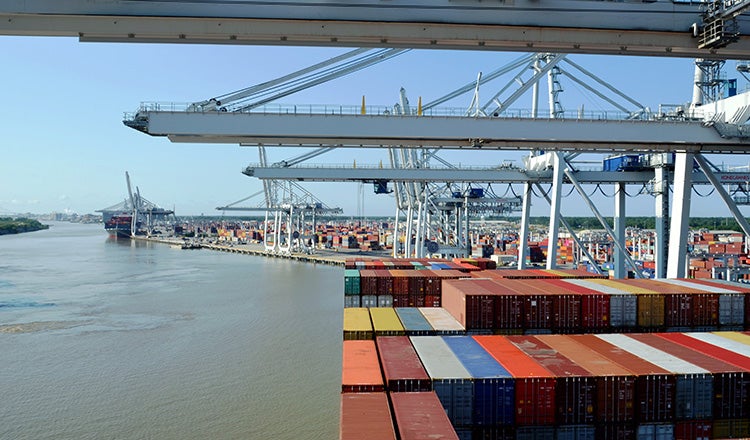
top-left (0, 218), bottom-right (50, 236)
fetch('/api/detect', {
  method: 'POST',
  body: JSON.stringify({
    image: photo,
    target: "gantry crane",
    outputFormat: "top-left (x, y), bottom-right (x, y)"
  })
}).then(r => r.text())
top-left (97, 172), bottom-right (175, 237)
top-left (228, 51), bottom-right (750, 277)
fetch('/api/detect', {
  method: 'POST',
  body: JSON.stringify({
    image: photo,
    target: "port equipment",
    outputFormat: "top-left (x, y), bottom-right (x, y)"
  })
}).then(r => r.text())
top-left (96, 172), bottom-right (175, 237)
top-left (232, 53), bottom-right (750, 277)
top-left (205, 49), bottom-right (406, 255)
top-left (4, 1), bottom-right (750, 59)
top-left (217, 160), bottom-right (342, 255)
top-left (126, 48), bottom-right (750, 275)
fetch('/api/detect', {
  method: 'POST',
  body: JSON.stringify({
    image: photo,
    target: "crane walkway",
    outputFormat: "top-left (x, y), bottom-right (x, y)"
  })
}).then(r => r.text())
top-left (124, 105), bottom-right (750, 154)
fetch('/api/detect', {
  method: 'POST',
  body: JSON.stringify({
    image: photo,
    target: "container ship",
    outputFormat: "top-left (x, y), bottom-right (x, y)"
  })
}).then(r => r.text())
top-left (103, 214), bottom-right (136, 239)
top-left (340, 259), bottom-right (750, 440)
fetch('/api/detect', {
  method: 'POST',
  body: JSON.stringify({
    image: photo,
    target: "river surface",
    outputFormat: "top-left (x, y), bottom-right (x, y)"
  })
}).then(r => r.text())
top-left (0, 222), bottom-right (343, 440)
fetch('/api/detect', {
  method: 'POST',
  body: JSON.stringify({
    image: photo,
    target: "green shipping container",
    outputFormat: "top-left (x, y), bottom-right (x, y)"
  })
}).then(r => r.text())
top-left (344, 269), bottom-right (361, 295)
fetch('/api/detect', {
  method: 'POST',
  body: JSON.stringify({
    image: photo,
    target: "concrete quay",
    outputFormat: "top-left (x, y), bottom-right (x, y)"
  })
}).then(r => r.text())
top-left (133, 235), bottom-right (391, 267)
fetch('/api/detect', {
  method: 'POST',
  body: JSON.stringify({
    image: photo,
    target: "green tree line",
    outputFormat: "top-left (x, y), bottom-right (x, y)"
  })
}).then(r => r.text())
top-left (0, 218), bottom-right (49, 235)
top-left (517, 217), bottom-right (747, 232)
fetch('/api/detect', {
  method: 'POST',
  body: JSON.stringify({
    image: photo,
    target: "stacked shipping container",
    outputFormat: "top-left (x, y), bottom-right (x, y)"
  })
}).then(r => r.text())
top-left (340, 261), bottom-right (750, 439)
top-left (342, 332), bottom-right (750, 440)
top-left (440, 278), bottom-right (750, 334)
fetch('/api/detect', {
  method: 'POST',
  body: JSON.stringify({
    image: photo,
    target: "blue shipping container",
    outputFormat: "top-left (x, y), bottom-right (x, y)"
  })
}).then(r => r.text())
top-left (442, 336), bottom-right (515, 426)
top-left (395, 308), bottom-right (434, 335)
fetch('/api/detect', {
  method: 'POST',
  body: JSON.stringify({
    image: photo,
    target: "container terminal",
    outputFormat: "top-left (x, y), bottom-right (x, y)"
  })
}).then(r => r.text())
top-left (14, 3), bottom-right (750, 439)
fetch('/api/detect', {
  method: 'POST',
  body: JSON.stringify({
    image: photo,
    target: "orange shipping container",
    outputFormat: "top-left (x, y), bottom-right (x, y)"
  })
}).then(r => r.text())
top-left (342, 340), bottom-right (384, 393)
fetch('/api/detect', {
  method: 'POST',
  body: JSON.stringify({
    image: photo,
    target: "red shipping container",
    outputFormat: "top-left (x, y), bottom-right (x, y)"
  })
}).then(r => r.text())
top-left (424, 294), bottom-right (441, 308)
top-left (538, 335), bottom-right (636, 423)
top-left (549, 278), bottom-right (610, 331)
top-left (664, 293), bottom-right (694, 328)
top-left (508, 335), bottom-right (596, 425)
top-left (494, 292), bottom-right (524, 331)
top-left (391, 392), bottom-right (460, 440)
top-left (441, 279), bottom-right (498, 330)
top-left (373, 270), bottom-right (393, 296)
top-left (408, 292), bottom-right (426, 308)
top-left (488, 279), bottom-right (554, 331)
top-left (406, 271), bottom-right (425, 296)
top-left (376, 336), bottom-right (431, 392)
top-left (340, 393), bottom-right (396, 440)
top-left (548, 292), bottom-right (581, 333)
top-left (392, 294), bottom-right (409, 308)
top-left (359, 270), bottom-right (378, 296)
top-left (674, 420), bottom-right (712, 440)
top-left (474, 335), bottom-right (557, 425)
top-left (423, 270), bottom-right (441, 297)
top-left (390, 270), bottom-right (410, 295)
top-left (569, 334), bottom-right (676, 422)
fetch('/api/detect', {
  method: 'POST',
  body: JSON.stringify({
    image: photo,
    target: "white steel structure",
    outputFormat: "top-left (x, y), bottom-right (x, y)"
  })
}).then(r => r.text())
top-left (3, 1), bottom-right (750, 58)
top-left (123, 48), bottom-right (750, 276)
top-left (217, 147), bottom-right (343, 255)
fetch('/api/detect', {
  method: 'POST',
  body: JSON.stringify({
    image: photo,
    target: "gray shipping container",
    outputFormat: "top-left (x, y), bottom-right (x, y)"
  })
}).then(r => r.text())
top-left (636, 423), bottom-right (674, 440)
top-left (344, 295), bottom-right (360, 308)
top-left (566, 279), bottom-right (637, 328)
top-left (556, 425), bottom-right (596, 440)
top-left (515, 426), bottom-right (556, 440)
top-left (598, 334), bottom-right (712, 419)
top-left (719, 294), bottom-right (745, 326)
top-left (410, 336), bottom-right (473, 427)
top-left (377, 295), bottom-right (393, 308)
top-left (361, 295), bottom-right (378, 308)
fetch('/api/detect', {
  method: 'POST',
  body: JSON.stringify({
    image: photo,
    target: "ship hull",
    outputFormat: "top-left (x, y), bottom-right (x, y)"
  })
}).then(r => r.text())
top-left (104, 215), bottom-right (133, 238)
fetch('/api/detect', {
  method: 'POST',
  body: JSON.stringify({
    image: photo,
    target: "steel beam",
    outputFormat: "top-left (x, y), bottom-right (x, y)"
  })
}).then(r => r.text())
top-left (4, 1), bottom-right (750, 59)
top-left (244, 166), bottom-right (658, 183)
top-left (564, 168), bottom-right (643, 277)
top-left (133, 111), bottom-right (750, 153)
top-left (243, 164), bottom-right (750, 186)
top-left (533, 183), bottom-right (602, 275)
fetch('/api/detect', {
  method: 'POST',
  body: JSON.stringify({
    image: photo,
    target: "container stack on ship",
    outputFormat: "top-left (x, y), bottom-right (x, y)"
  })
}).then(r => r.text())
top-left (340, 258), bottom-right (750, 440)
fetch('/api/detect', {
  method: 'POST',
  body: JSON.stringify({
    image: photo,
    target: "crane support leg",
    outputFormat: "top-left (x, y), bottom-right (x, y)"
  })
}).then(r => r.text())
top-left (517, 182), bottom-right (532, 270)
top-left (614, 183), bottom-right (627, 279)
top-left (546, 153), bottom-right (564, 270)
top-left (667, 153), bottom-right (693, 279)
top-left (654, 166), bottom-right (669, 279)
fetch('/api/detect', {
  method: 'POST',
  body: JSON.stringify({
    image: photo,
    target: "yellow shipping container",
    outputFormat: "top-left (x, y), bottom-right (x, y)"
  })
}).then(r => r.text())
top-left (343, 308), bottom-right (373, 340)
top-left (369, 307), bottom-right (405, 336)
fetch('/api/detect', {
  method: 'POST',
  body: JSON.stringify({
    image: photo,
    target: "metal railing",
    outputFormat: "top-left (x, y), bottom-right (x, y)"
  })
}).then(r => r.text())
top-left (124, 101), bottom-right (700, 123)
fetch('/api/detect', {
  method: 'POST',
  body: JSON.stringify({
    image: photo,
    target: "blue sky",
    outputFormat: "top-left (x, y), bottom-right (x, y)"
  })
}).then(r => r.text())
top-left (1, 36), bottom-right (748, 218)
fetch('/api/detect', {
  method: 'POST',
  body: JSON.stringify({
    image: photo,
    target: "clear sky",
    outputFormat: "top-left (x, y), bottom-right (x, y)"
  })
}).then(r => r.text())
top-left (1, 36), bottom-right (748, 219)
